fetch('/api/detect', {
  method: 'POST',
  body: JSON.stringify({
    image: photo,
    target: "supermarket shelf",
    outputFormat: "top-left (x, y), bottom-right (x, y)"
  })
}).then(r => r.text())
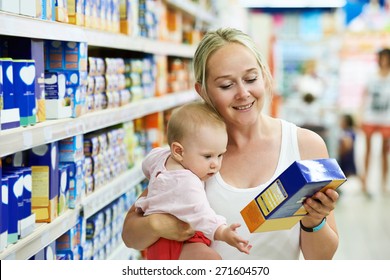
top-left (0, 11), bottom-right (85, 42)
top-left (0, 0), bottom-right (215, 54)
top-left (0, 11), bottom-right (195, 57)
top-left (85, 30), bottom-right (196, 58)
top-left (165, 0), bottom-right (215, 24)
top-left (0, 208), bottom-right (80, 260)
top-left (0, 163), bottom-right (144, 260)
top-left (0, 90), bottom-right (199, 157)
top-left (82, 163), bottom-right (145, 219)
top-left (107, 242), bottom-right (141, 260)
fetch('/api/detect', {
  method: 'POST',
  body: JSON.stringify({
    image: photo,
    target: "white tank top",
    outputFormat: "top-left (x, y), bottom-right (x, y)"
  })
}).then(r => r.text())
top-left (362, 72), bottom-right (390, 125)
top-left (205, 119), bottom-right (302, 259)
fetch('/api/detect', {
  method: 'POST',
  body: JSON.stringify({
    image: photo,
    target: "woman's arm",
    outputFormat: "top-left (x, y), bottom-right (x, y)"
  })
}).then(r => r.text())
top-left (297, 128), bottom-right (340, 259)
top-left (121, 189), bottom-right (195, 250)
top-left (122, 189), bottom-right (159, 250)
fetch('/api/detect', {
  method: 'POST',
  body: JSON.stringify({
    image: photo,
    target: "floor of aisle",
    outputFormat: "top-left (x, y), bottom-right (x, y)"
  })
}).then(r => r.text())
top-left (333, 131), bottom-right (390, 260)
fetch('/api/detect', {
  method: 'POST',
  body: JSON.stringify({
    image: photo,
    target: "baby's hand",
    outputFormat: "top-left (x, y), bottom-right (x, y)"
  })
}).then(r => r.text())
top-left (218, 223), bottom-right (252, 254)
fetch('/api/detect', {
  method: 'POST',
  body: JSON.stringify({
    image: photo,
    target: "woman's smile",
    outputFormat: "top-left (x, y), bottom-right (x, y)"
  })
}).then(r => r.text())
top-left (232, 101), bottom-right (255, 111)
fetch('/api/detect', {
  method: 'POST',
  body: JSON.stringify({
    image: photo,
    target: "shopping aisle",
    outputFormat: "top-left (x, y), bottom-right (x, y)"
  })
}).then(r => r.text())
top-left (333, 131), bottom-right (390, 260)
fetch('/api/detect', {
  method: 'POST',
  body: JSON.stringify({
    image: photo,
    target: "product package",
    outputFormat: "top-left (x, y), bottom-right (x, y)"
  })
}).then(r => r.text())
top-left (241, 158), bottom-right (346, 233)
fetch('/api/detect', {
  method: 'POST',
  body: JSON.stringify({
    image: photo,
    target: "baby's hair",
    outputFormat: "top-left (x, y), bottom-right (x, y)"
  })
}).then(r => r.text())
top-left (167, 101), bottom-right (226, 145)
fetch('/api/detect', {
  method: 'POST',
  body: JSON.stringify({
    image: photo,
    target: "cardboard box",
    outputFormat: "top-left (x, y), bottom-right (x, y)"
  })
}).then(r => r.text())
top-left (58, 164), bottom-right (70, 216)
top-left (62, 159), bottom-right (85, 208)
top-left (3, 167), bottom-right (35, 239)
top-left (67, 0), bottom-right (85, 26)
top-left (0, 0), bottom-right (19, 13)
top-left (0, 163), bottom-right (9, 252)
top-left (4, 174), bottom-right (19, 244)
top-left (28, 142), bottom-right (59, 223)
top-left (0, 58), bottom-right (20, 130)
top-left (6, 38), bottom-right (46, 123)
top-left (19, 0), bottom-right (42, 18)
top-left (59, 135), bottom-right (84, 162)
top-left (241, 158), bottom-right (346, 233)
top-left (12, 59), bottom-right (36, 126)
top-left (30, 241), bottom-right (56, 260)
top-left (44, 72), bottom-right (72, 119)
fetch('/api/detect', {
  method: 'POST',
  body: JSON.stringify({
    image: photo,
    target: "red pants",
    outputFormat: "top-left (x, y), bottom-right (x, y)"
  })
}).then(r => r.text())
top-left (146, 231), bottom-right (211, 260)
top-left (362, 123), bottom-right (390, 138)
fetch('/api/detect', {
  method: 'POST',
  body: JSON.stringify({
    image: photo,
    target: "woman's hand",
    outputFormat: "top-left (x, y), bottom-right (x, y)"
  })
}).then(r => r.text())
top-left (301, 188), bottom-right (339, 227)
top-left (149, 213), bottom-right (195, 242)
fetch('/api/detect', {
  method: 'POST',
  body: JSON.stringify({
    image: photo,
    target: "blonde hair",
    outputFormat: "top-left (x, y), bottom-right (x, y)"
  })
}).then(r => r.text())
top-left (167, 101), bottom-right (226, 145)
top-left (193, 27), bottom-right (273, 108)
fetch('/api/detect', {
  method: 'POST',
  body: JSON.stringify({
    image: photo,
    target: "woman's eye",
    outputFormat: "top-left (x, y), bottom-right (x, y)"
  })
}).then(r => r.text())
top-left (246, 77), bottom-right (257, 83)
top-left (220, 83), bottom-right (232, 89)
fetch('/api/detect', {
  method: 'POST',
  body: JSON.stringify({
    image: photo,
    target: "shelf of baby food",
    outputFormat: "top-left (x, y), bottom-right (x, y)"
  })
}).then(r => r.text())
top-left (0, 163), bottom-right (144, 260)
top-left (0, 90), bottom-right (199, 158)
top-left (81, 163), bottom-right (145, 220)
top-left (0, 208), bottom-right (80, 260)
top-left (0, 11), bottom-right (85, 42)
top-left (85, 29), bottom-right (196, 58)
top-left (0, 11), bottom-right (196, 58)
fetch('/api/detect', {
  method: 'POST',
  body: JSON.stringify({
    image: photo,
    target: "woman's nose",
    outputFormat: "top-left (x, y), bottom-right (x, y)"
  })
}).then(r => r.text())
top-left (235, 82), bottom-right (250, 99)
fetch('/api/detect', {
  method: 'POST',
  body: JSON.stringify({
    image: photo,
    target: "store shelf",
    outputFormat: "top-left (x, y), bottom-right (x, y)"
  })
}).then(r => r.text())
top-left (0, 0), bottom-right (208, 261)
top-left (0, 11), bottom-right (196, 57)
top-left (165, 0), bottom-right (215, 24)
top-left (107, 242), bottom-right (140, 260)
top-left (0, 11), bottom-right (85, 42)
top-left (0, 90), bottom-right (199, 157)
top-left (85, 30), bottom-right (196, 58)
top-left (0, 0), bottom-right (214, 57)
top-left (0, 163), bottom-right (144, 260)
top-left (82, 163), bottom-right (145, 219)
top-left (0, 208), bottom-right (80, 260)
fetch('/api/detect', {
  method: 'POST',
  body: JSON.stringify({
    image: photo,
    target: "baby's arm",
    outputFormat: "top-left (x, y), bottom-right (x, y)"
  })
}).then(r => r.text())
top-left (214, 224), bottom-right (252, 254)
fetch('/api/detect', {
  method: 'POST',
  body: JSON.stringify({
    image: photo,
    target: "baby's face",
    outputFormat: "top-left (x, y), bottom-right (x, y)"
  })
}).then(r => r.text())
top-left (180, 125), bottom-right (228, 181)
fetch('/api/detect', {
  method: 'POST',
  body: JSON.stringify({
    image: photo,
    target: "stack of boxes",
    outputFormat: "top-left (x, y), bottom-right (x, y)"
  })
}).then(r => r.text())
top-left (0, 58), bottom-right (21, 130)
top-left (0, 0), bottom-right (55, 20)
top-left (1, 153), bottom-right (36, 246)
top-left (28, 143), bottom-right (59, 223)
top-left (124, 58), bottom-right (143, 102)
top-left (44, 40), bottom-right (88, 119)
top-left (86, 57), bottom-right (106, 112)
top-left (1, 37), bottom-right (47, 129)
top-left (0, 162), bottom-right (7, 251)
top-left (120, 0), bottom-right (140, 37)
top-left (59, 135), bottom-right (85, 212)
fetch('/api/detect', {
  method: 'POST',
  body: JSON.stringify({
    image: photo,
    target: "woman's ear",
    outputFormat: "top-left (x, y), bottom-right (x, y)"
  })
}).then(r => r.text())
top-left (171, 142), bottom-right (184, 161)
top-left (195, 82), bottom-right (202, 96)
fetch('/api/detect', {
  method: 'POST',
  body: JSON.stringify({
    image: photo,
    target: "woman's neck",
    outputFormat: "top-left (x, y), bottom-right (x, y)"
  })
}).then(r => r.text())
top-left (226, 114), bottom-right (272, 148)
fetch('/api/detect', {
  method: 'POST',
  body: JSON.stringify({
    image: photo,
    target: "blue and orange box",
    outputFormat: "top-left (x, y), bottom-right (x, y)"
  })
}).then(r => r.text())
top-left (240, 158), bottom-right (347, 233)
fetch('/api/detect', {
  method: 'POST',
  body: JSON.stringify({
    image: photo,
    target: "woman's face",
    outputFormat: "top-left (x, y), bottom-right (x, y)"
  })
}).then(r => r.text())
top-left (205, 43), bottom-right (266, 127)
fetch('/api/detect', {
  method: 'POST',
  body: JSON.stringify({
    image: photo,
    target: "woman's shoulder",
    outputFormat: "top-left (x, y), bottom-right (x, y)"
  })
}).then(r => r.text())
top-left (296, 126), bottom-right (329, 159)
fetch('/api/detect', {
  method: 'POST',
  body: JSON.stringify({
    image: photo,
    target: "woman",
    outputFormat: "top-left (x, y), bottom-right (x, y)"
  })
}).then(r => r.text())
top-left (360, 48), bottom-right (390, 195)
top-left (122, 27), bottom-right (339, 260)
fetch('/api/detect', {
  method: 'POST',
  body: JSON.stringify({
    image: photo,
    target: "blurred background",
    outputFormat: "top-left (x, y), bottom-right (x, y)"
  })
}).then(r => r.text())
top-left (217, 0), bottom-right (390, 260)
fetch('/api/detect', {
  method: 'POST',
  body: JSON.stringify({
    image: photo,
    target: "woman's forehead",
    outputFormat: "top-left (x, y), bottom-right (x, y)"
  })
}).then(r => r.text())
top-left (207, 44), bottom-right (259, 76)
